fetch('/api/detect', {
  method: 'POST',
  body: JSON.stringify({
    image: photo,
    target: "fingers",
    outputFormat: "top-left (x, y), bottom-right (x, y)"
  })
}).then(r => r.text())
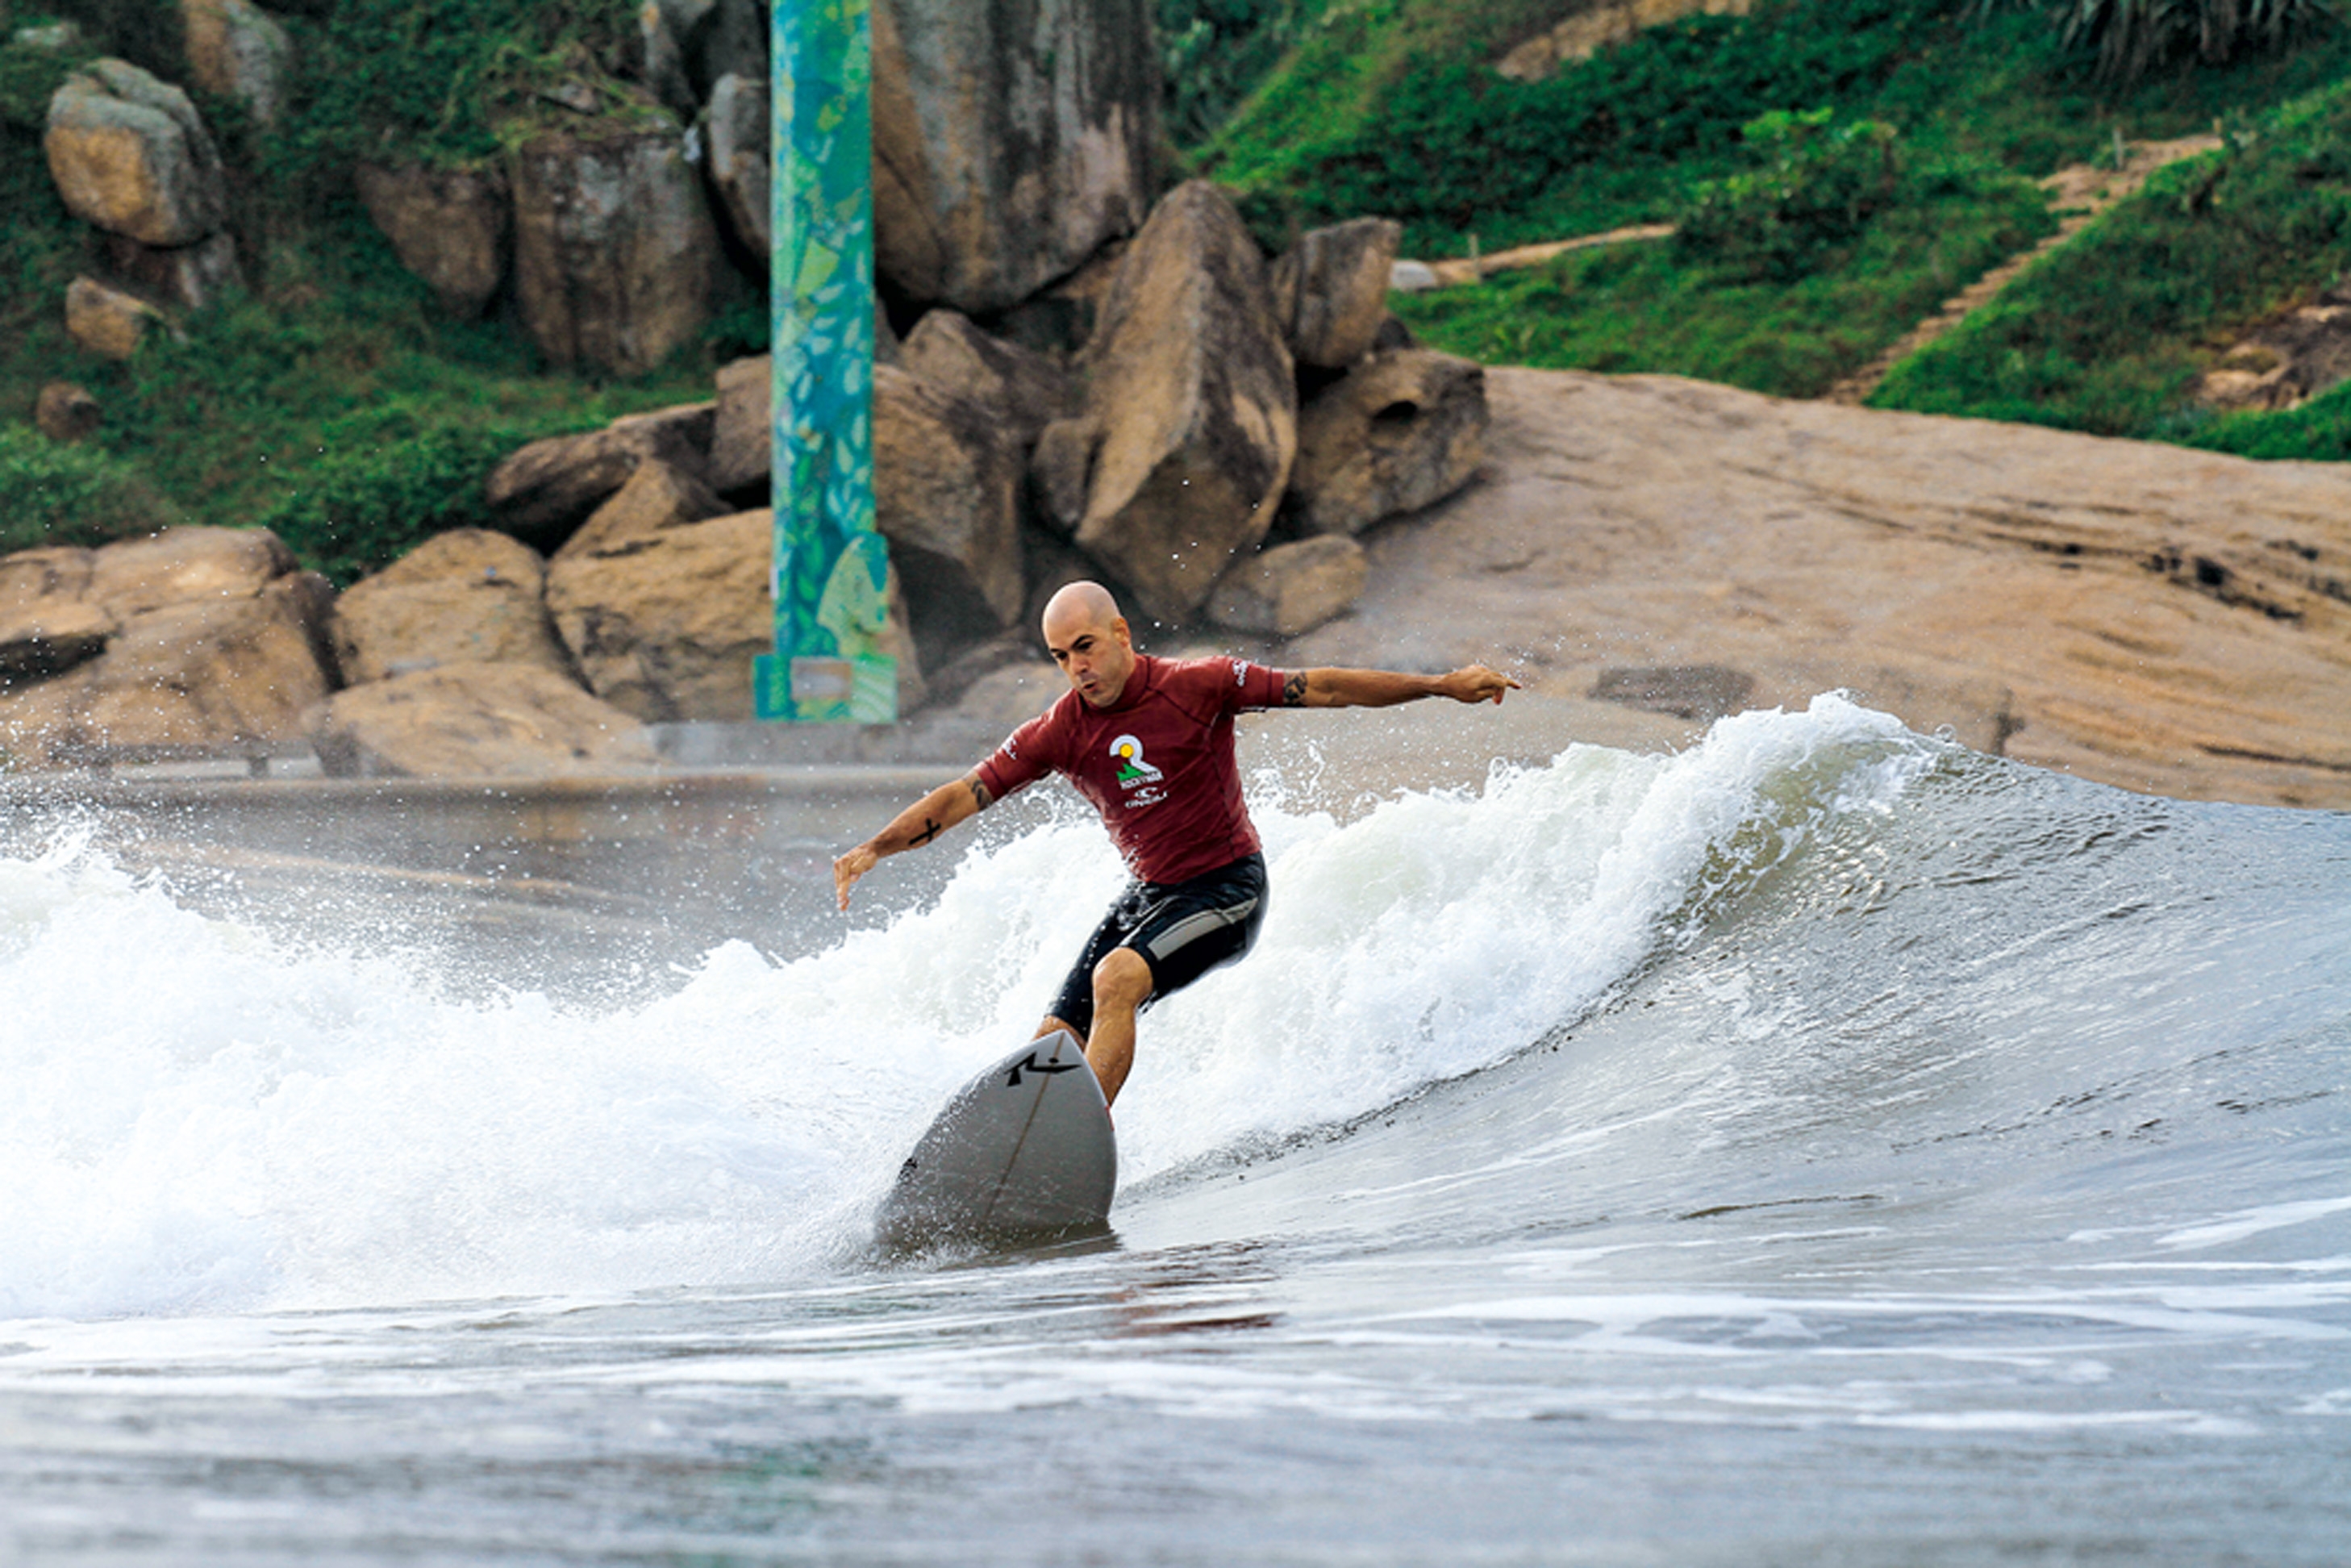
top-left (832, 849), bottom-right (869, 912)
top-left (1452, 665), bottom-right (1522, 704)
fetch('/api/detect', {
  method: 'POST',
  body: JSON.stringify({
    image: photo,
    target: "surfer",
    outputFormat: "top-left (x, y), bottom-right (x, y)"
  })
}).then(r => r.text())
top-left (833, 581), bottom-right (1519, 1107)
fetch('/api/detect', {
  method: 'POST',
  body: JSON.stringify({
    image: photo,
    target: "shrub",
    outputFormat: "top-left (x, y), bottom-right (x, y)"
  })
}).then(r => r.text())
top-left (0, 423), bottom-right (181, 553)
top-left (249, 407), bottom-right (573, 586)
top-left (1677, 109), bottom-right (1902, 281)
top-left (2057, 0), bottom-right (2336, 81)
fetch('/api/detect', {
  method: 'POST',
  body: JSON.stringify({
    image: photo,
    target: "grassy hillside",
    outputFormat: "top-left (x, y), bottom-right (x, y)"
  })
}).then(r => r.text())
top-left (1870, 77), bottom-right (2351, 457)
top-left (1182, 0), bottom-right (2351, 415)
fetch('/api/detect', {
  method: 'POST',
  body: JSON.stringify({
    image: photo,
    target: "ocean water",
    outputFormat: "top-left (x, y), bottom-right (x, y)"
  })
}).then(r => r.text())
top-left (1, 694), bottom-right (2346, 1564)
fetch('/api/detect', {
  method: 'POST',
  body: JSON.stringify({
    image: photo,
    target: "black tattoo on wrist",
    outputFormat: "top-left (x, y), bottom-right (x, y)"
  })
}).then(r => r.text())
top-left (968, 778), bottom-right (994, 810)
top-left (911, 817), bottom-right (944, 848)
top-left (1282, 671), bottom-right (1308, 707)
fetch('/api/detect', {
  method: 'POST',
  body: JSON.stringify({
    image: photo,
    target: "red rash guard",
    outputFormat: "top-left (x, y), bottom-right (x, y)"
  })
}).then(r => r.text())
top-left (975, 654), bottom-right (1289, 886)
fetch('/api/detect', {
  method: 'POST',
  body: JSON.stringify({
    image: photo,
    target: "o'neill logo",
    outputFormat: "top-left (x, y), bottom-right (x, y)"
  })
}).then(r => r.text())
top-left (1110, 734), bottom-right (1166, 807)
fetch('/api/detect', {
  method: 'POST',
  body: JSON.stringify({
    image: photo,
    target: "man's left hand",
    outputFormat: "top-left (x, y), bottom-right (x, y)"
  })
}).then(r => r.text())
top-left (1440, 665), bottom-right (1522, 705)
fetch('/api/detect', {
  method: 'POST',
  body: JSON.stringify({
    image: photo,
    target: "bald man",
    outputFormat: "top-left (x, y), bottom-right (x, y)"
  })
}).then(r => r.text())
top-left (834, 582), bottom-right (1519, 1108)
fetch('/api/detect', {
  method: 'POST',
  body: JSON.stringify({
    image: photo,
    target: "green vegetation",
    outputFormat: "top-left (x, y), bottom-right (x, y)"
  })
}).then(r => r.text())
top-left (1873, 79), bottom-right (2351, 450)
top-left (1, 0), bottom-right (723, 584)
top-left (1394, 128), bottom-right (2051, 397)
top-left (0, 422), bottom-right (179, 552)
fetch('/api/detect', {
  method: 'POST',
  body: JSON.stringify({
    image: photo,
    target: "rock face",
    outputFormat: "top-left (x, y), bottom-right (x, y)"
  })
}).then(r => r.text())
top-left (898, 309), bottom-right (1080, 446)
top-left (1208, 536), bottom-right (1369, 637)
top-left (331, 529), bottom-right (573, 686)
top-left (0, 528), bottom-right (335, 766)
top-left (708, 354), bottom-right (772, 498)
top-left (873, 364), bottom-right (1024, 661)
top-left (0, 548), bottom-right (114, 680)
top-left (1285, 367), bottom-right (2351, 811)
top-left (556, 459), bottom-right (727, 561)
top-left (545, 507), bottom-right (773, 721)
top-left (485, 402), bottom-right (716, 548)
top-left (1286, 350), bottom-right (1489, 536)
top-left (1061, 181), bottom-right (1297, 623)
top-left (870, 0), bottom-right (1158, 313)
top-left (703, 72), bottom-right (769, 256)
top-left (44, 60), bottom-right (227, 248)
top-left (308, 661), bottom-right (657, 778)
top-left (508, 123), bottom-right (718, 377)
top-left (354, 163), bottom-right (511, 317)
top-left (180, 0), bottom-right (293, 125)
top-left (1271, 219), bottom-right (1403, 370)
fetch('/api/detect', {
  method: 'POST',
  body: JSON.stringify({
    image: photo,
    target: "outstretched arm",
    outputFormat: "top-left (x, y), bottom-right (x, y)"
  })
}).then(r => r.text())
top-left (833, 774), bottom-right (995, 911)
top-left (1283, 664), bottom-right (1520, 709)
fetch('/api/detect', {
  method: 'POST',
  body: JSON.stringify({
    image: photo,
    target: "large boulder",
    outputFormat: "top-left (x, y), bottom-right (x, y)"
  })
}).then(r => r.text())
top-left (870, 0), bottom-right (1157, 314)
top-left (1063, 181), bottom-right (1297, 623)
top-left (485, 402), bottom-right (716, 548)
top-left (0, 547), bottom-right (115, 681)
top-left (898, 309), bottom-right (1080, 447)
top-left (708, 353), bottom-right (772, 498)
top-left (0, 572), bottom-right (336, 766)
top-left (331, 529), bottom-right (573, 685)
top-left (545, 507), bottom-right (772, 721)
top-left (179, 0), bottom-right (292, 125)
top-left (873, 364), bottom-right (1024, 662)
top-left (308, 661), bottom-right (657, 778)
top-left (554, 457), bottom-right (727, 561)
top-left (44, 59), bottom-right (227, 247)
top-left (1207, 536), bottom-right (1368, 638)
top-left (354, 162), bottom-right (511, 318)
top-left (1285, 350), bottom-right (1488, 536)
top-left (703, 72), bottom-right (769, 255)
top-left (508, 122), bottom-right (718, 377)
top-left (1271, 219), bottom-right (1403, 371)
top-left (87, 525), bottom-right (298, 616)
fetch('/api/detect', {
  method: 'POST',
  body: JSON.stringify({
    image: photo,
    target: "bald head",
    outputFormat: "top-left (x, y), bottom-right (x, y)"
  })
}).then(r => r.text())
top-left (1041, 580), bottom-right (1136, 708)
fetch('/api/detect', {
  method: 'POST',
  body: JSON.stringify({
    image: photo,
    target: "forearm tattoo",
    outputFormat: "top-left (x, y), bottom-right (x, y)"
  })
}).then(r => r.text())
top-left (910, 817), bottom-right (944, 848)
top-left (968, 778), bottom-right (994, 810)
top-left (1282, 671), bottom-right (1309, 707)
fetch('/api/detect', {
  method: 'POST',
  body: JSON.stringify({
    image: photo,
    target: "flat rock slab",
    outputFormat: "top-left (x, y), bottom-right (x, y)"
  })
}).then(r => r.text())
top-left (1286, 368), bottom-right (2351, 811)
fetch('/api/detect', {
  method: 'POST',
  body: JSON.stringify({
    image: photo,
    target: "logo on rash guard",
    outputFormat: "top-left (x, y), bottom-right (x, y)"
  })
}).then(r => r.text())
top-left (1110, 734), bottom-right (1166, 806)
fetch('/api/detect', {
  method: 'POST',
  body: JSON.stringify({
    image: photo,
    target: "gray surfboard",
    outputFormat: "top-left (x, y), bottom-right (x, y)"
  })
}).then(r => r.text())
top-left (873, 1029), bottom-right (1119, 1248)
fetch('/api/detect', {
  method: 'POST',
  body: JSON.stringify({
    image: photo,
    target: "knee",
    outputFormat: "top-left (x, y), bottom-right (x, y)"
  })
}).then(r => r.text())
top-left (1092, 947), bottom-right (1153, 1009)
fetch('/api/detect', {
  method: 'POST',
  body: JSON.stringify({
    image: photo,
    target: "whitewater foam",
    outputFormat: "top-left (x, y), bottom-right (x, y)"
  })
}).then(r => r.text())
top-left (0, 696), bottom-right (1939, 1319)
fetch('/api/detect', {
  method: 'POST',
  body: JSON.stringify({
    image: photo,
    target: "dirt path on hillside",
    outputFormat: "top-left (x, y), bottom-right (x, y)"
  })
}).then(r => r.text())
top-left (1821, 134), bottom-right (2221, 404)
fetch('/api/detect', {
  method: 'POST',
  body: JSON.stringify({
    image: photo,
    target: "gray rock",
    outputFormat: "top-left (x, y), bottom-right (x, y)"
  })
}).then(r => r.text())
top-left (44, 59), bottom-right (227, 248)
top-left (546, 507), bottom-right (772, 721)
top-left (485, 402), bottom-right (716, 548)
top-left (331, 529), bottom-right (573, 686)
top-left (1068, 181), bottom-right (1297, 623)
top-left (508, 121), bottom-right (718, 377)
top-left (1389, 260), bottom-right (1440, 293)
top-left (308, 661), bottom-right (658, 778)
top-left (899, 308), bottom-right (1080, 445)
top-left (1271, 219), bottom-right (1403, 369)
top-left (354, 162), bottom-right (511, 317)
top-left (0, 548), bottom-right (114, 682)
top-left (874, 363), bottom-right (1025, 662)
top-left (1286, 350), bottom-right (1487, 537)
top-left (181, 0), bottom-right (294, 126)
top-left (35, 383), bottom-right (101, 444)
top-left (1208, 536), bottom-right (1368, 637)
top-left (703, 72), bottom-right (769, 255)
top-left (63, 275), bottom-right (167, 361)
top-left (871, 0), bottom-right (1157, 314)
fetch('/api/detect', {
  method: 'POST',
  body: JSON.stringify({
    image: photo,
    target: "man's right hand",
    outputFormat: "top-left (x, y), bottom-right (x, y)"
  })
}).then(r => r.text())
top-left (833, 844), bottom-right (879, 911)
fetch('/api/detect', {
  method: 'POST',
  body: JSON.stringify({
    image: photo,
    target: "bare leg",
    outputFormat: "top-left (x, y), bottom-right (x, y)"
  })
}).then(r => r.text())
top-left (1081, 948), bottom-right (1154, 1108)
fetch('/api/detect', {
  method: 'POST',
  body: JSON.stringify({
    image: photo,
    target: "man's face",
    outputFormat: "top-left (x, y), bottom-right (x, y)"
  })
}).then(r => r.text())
top-left (1044, 606), bottom-right (1136, 708)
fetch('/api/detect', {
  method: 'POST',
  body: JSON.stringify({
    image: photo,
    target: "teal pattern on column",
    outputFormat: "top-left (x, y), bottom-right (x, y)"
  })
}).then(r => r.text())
top-left (757, 0), bottom-right (896, 723)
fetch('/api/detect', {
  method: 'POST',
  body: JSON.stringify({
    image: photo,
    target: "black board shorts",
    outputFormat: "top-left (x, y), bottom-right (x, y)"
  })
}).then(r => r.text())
top-left (1048, 853), bottom-right (1267, 1037)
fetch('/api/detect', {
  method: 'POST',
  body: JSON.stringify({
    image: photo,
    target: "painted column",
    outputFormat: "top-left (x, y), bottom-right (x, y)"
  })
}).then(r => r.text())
top-left (756, 0), bottom-right (896, 723)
